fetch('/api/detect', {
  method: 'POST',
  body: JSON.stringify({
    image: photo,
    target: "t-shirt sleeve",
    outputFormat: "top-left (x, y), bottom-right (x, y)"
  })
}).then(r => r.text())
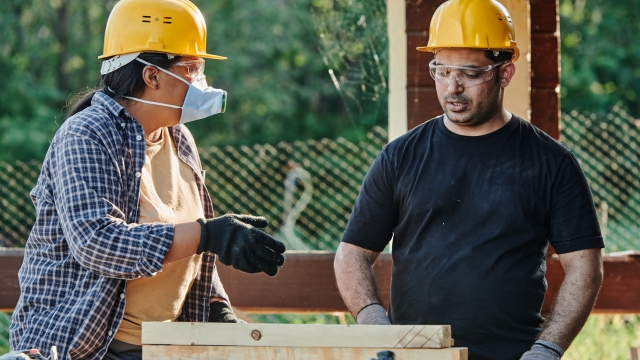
top-left (547, 152), bottom-right (604, 253)
top-left (341, 149), bottom-right (397, 252)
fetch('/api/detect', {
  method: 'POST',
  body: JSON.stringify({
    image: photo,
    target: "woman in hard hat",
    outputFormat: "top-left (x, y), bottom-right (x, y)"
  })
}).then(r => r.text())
top-left (9, 1), bottom-right (286, 359)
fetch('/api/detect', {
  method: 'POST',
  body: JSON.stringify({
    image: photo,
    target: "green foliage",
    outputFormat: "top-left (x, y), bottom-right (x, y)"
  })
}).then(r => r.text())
top-left (0, 0), bottom-right (388, 162)
top-left (559, 0), bottom-right (640, 117)
top-left (0, 312), bottom-right (10, 354)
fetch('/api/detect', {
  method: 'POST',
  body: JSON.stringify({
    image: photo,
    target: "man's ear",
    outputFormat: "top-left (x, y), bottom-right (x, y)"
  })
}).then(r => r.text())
top-left (142, 65), bottom-right (160, 89)
top-left (499, 62), bottom-right (516, 88)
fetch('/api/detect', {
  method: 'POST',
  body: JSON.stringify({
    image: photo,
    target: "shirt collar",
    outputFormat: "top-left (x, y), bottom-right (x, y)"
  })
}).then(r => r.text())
top-left (92, 91), bottom-right (131, 119)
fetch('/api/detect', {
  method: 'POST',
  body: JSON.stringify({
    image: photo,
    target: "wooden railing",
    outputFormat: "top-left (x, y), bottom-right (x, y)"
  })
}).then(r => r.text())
top-left (2, 249), bottom-right (640, 314)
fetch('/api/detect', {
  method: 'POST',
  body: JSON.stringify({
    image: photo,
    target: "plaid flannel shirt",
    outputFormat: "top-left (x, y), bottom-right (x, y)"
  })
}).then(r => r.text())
top-left (10, 92), bottom-right (228, 360)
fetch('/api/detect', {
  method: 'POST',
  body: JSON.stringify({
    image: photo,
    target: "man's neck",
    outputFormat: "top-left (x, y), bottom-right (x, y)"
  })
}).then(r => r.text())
top-left (443, 108), bottom-right (512, 136)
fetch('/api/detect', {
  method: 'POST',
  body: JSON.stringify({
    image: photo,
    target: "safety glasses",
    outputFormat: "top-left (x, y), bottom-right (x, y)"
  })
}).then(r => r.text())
top-left (173, 60), bottom-right (206, 80)
top-left (429, 59), bottom-right (507, 88)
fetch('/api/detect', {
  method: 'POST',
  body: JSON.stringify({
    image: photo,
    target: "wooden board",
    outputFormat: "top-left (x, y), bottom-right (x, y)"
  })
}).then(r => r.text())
top-left (142, 323), bottom-right (451, 349)
top-left (142, 345), bottom-right (468, 360)
top-left (4, 250), bottom-right (640, 314)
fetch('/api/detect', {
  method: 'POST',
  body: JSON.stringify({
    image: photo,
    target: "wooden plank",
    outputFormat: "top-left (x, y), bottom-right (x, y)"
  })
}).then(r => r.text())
top-left (406, 34), bottom-right (435, 88)
top-left (530, 33), bottom-right (560, 88)
top-left (407, 88), bottom-right (441, 130)
top-left (4, 249), bottom-right (640, 314)
top-left (142, 323), bottom-right (451, 349)
top-left (0, 247), bottom-right (23, 311)
top-left (216, 251), bottom-right (391, 312)
top-left (405, 0), bottom-right (443, 32)
top-left (142, 345), bottom-right (469, 360)
top-left (530, 0), bottom-right (558, 33)
top-left (530, 87), bottom-right (560, 140)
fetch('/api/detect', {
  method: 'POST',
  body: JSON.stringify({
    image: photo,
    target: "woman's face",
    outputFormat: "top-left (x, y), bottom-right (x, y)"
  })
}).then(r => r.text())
top-left (145, 56), bottom-right (204, 126)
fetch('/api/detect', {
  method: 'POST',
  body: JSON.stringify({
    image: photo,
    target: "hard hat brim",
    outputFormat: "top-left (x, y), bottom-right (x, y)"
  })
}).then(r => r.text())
top-left (98, 51), bottom-right (227, 60)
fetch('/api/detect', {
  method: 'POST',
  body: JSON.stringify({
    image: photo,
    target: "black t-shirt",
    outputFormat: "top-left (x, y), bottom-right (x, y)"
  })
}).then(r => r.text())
top-left (342, 116), bottom-right (604, 360)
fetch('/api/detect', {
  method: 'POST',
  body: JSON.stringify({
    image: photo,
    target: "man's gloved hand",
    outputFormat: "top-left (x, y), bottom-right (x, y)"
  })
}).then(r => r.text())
top-left (356, 303), bottom-right (391, 325)
top-left (197, 214), bottom-right (286, 276)
top-left (208, 301), bottom-right (246, 323)
top-left (520, 340), bottom-right (564, 360)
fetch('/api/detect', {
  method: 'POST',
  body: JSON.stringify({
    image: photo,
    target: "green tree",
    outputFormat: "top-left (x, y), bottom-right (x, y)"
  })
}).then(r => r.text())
top-left (559, 0), bottom-right (640, 117)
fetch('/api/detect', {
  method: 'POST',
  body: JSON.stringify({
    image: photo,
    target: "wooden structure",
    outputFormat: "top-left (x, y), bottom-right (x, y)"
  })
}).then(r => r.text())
top-left (387, 0), bottom-right (560, 140)
top-left (3, 249), bottom-right (640, 314)
top-left (631, 347), bottom-right (640, 360)
top-left (141, 323), bottom-right (468, 359)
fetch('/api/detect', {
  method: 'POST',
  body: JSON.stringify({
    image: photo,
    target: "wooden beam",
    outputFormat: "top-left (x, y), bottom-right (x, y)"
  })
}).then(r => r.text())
top-left (3, 249), bottom-right (640, 314)
top-left (142, 345), bottom-right (469, 360)
top-left (0, 247), bottom-right (23, 311)
top-left (142, 323), bottom-right (452, 348)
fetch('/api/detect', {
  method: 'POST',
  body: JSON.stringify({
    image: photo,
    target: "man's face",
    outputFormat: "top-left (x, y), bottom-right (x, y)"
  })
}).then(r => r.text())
top-left (434, 49), bottom-right (504, 127)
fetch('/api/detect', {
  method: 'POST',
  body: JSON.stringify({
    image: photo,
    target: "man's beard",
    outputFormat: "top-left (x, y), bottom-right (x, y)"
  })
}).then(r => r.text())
top-left (441, 85), bottom-right (502, 127)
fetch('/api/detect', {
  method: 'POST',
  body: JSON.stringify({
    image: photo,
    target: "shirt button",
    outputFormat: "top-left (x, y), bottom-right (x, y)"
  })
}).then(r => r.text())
top-left (136, 135), bottom-right (142, 141)
top-left (135, 172), bottom-right (141, 178)
top-left (120, 123), bottom-right (125, 128)
top-left (120, 293), bottom-right (125, 299)
top-left (108, 330), bottom-right (113, 336)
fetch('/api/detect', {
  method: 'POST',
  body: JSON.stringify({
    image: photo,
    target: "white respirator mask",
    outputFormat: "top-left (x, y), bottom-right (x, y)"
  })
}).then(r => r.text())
top-left (119, 58), bottom-right (226, 124)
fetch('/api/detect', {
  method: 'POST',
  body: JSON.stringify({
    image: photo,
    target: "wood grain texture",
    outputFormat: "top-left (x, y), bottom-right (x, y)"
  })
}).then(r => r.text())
top-left (0, 248), bottom-right (23, 311)
top-left (530, 0), bottom-right (560, 139)
top-left (142, 323), bottom-right (451, 348)
top-left (4, 249), bottom-right (640, 314)
top-left (142, 345), bottom-right (469, 360)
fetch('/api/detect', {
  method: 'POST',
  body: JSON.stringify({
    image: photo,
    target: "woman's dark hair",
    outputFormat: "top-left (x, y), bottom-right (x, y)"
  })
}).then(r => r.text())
top-left (65, 52), bottom-right (180, 119)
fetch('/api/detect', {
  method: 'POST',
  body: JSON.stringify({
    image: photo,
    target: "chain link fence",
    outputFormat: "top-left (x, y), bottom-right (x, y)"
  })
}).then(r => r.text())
top-left (1, 115), bottom-right (640, 251)
top-left (562, 107), bottom-right (640, 252)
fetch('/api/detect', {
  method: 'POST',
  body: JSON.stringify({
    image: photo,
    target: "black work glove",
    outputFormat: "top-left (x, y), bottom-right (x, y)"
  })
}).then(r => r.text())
top-left (197, 214), bottom-right (286, 276)
top-left (208, 301), bottom-right (246, 323)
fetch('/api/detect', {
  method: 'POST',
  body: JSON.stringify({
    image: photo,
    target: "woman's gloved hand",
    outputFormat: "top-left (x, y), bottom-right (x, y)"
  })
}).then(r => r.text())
top-left (208, 301), bottom-right (246, 323)
top-left (197, 214), bottom-right (286, 276)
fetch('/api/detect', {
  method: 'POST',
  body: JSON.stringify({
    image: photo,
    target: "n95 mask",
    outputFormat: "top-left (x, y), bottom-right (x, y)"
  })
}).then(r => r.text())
top-left (120, 58), bottom-right (226, 124)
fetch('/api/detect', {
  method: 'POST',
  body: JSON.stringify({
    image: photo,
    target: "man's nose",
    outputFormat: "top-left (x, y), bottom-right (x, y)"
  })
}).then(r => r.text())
top-left (446, 74), bottom-right (464, 94)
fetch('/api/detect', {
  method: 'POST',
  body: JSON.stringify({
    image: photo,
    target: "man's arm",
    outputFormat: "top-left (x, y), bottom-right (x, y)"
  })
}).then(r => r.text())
top-left (540, 248), bottom-right (603, 349)
top-left (334, 242), bottom-right (389, 324)
top-left (522, 248), bottom-right (603, 359)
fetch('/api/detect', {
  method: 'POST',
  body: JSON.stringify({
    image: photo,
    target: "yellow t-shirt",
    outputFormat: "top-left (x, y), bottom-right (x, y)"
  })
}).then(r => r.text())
top-left (115, 127), bottom-right (205, 345)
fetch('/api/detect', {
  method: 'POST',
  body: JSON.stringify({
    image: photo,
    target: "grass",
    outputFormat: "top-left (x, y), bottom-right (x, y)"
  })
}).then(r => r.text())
top-left (564, 315), bottom-right (640, 360)
top-left (1, 313), bottom-right (639, 357)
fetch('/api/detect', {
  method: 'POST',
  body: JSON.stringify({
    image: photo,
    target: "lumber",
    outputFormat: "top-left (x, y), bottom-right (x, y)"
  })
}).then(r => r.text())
top-left (141, 345), bottom-right (468, 360)
top-left (141, 323), bottom-right (452, 348)
top-left (4, 249), bottom-right (640, 313)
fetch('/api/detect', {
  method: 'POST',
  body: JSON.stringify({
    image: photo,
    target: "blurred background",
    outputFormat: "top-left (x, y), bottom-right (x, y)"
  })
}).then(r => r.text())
top-left (1, 0), bottom-right (640, 358)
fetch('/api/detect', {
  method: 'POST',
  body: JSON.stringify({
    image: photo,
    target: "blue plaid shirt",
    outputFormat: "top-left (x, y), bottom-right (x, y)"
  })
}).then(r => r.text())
top-left (10, 92), bottom-right (228, 359)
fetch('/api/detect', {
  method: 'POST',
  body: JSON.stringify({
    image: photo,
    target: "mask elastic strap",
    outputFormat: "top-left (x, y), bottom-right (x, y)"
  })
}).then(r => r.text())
top-left (121, 95), bottom-right (182, 109)
top-left (135, 58), bottom-right (190, 86)
top-left (108, 87), bottom-right (182, 109)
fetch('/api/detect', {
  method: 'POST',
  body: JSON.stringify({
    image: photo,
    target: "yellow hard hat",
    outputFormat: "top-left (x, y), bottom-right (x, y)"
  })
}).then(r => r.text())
top-left (416, 0), bottom-right (519, 62)
top-left (98, 0), bottom-right (225, 61)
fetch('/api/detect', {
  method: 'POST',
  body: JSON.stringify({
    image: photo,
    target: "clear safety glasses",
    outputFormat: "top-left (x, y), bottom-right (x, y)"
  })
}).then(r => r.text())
top-left (173, 60), bottom-right (206, 80)
top-left (429, 59), bottom-right (507, 88)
